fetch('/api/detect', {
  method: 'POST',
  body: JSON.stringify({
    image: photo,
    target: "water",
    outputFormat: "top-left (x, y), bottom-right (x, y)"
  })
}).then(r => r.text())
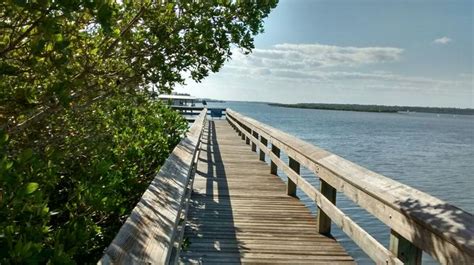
top-left (208, 101), bottom-right (474, 264)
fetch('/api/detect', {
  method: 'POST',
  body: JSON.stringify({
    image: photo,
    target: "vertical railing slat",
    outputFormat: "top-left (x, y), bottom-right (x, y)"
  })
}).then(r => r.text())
top-left (260, 137), bottom-right (267, 161)
top-left (316, 179), bottom-right (337, 235)
top-left (390, 229), bottom-right (423, 265)
top-left (251, 131), bottom-right (258, 152)
top-left (288, 157), bottom-right (299, 197)
top-left (270, 144), bottom-right (280, 175)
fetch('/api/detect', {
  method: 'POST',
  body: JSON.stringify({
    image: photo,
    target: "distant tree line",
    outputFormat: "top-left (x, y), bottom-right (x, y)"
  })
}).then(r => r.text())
top-left (269, 103), bottom-right (474, 115)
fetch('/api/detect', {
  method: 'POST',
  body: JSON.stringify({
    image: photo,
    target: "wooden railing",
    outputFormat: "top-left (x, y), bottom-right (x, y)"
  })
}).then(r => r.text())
top-left (98, 109), bottom-right (207, 265)
top-left (226, 109), bottom-right (474, 265)
top-left (170, 106), bottom-right (226, 122)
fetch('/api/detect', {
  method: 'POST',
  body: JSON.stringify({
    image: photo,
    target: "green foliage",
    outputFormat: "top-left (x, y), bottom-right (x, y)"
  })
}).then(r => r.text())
top-left (1, 0), bottom-right (277, 129)
top-left (0, 0), bottom-right (277, 263)
top-left (1, 94), bottom-right (188, 263)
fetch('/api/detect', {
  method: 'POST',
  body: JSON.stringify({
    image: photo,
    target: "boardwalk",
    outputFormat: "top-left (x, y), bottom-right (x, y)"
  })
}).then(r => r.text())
top-left (180, 120), bottom-right (354, 264)
top-left (101, 109), bottom-right (473, 264)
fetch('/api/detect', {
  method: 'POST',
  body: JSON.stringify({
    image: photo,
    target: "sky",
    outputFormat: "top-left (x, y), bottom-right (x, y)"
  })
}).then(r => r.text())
top-left (176, 0), bottom-right (473, 108)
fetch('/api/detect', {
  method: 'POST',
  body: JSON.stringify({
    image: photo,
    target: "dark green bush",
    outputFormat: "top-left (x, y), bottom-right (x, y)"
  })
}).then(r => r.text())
top-left (0, 94), bottom-right (187, 264)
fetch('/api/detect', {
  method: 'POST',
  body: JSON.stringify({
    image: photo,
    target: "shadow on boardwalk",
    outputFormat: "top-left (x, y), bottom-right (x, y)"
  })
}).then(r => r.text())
top-left (180, 120), bottom-right (354, 264)
top-left (181, 120), bottom-right (242, 264)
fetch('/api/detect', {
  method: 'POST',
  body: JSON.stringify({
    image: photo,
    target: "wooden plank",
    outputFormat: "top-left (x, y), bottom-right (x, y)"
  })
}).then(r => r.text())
top-left (251, 131), bottom-right (258, 152)
top-left (181, 120), bottom-right (354, 264)
top-left (259, 136), bottom-right (267, 161)
top-left (228, 114), bottom-right (402, 264)
top-left (390, 229), bottom-right (422, 265)
top-left (288, 157), bottom-right (299, 197)
top-left (264, 143), bottom-right (403, 265)
top-left (316, 179), bottom-right (337, 235)
top-left (227, 109), bottom-right (474, 264)
top-left (184, 250), bottom-right (353, 257)
top-left (270, 144), bottom-right (280, 175)
top-left (245, 129), bottom-right (251, 145)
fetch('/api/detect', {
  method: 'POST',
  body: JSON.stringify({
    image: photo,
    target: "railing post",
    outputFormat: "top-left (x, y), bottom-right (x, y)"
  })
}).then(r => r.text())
top-left (245, 128), bottom-right (251, 145)
top-left (316, 180), bottom-right (337, 235)
top-left (251, 131), bottom-right (258, 152)
top-left (389, 229), bottom-right (422, 265)
top-left (288, 157), bottom-right (299, 197)
top-left (270, 144), bottom-right (280, 175)
top-left (259, 137), bottom-right (267, 161)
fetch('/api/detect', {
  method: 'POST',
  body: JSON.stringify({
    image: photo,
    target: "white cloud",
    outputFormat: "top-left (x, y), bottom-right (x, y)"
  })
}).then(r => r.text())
top-left (231, 43), bottom-right (403, 69)
top-left (217, 42), bottom-right (472, 97)
top-left (433, 36), bottom-right (452, 45)
top-left (221, 65), bottom-right (459, 87)
top-left (177, 42), bottom-right (472, 108)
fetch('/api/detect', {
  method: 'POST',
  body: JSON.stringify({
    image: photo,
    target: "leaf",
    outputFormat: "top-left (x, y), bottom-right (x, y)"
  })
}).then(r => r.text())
top-left (19, 148), bottom-right (33, 162)
top-left (0, 130), bottom-right (8, 144)
top-left (0, 62), bottom-right (20, 76)
top-left (4, 160), bottom-right (13, 170)
top-left (24, 182), bottom-right (39, 194)
top-left (97, 4), bottom-right (114, 33)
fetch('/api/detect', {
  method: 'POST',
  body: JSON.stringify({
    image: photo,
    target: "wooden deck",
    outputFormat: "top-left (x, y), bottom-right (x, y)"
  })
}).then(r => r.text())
top-left (180, 120), bottom-right (354, 264)
top-left (101, 109), bottom-right (473, 264)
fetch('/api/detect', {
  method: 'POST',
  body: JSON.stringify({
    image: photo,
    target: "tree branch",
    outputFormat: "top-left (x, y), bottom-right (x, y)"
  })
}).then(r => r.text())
top-left (103, 6), bottom-right (146, 57)
top-left (0, 8), bottom-right (50, 58)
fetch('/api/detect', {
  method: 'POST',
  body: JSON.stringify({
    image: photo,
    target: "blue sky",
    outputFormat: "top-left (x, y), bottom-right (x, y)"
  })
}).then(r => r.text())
top-left (177, 0), bottom-right (473, 108)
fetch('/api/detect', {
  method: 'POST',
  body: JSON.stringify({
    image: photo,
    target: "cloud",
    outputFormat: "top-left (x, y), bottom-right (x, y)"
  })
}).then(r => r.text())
top-left (222, 65), bottom-right (458, 87)
top-left (433, 36), bottom-right (452, 45)
top-left (226, 43), bottom-right (465, 85)
top-left (230, 43), bottom-right (403, 70)
top-left (224, 43), bottom-right (408, 88)
top-left (210, 42), bottom-right (471, 100)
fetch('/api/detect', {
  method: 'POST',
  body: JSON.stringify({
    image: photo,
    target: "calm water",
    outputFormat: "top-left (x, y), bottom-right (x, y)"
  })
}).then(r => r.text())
top-left (208, 101), bottom-right (474, 264)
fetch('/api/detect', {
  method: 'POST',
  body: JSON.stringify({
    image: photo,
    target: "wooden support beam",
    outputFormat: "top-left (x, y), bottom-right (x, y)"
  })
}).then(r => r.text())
top-left (288, 157), bottom-right (299, 197)
top-left (245, 128), bottom-right (251, 145)
top-left (251, 131), bottom-right (258, 152)
top-left (270, 144), bottom-right (280, 175)
top-left (390, 230), bottom-right (422, 265)
top-left (260, 137), bottom-right (267, 161)
top-left (316, 179), bottom-right (337, 235)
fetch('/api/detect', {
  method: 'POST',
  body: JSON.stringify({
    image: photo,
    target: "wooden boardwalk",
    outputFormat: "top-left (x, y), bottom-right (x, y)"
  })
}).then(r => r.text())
top-left (101, 109), bottom-right (473, 264)
top-left (180, 120), bottom-right (354, 264)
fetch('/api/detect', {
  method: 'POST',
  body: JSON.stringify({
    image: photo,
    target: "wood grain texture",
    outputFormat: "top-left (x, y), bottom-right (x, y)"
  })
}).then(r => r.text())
top-left (390, 229), bottom-right (422, 265)
top-left (316, 179), bottom-right (337, 236)
top-left (227, 109), bottom-right (474, 264)
top-left (180, 120), bottom-right (354, 265)
top-left (98, 110), bottom-right (207, 265)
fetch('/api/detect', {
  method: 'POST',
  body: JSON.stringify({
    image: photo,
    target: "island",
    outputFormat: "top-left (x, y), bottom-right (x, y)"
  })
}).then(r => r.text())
top-left (269, 103), bottom-right (474, 115)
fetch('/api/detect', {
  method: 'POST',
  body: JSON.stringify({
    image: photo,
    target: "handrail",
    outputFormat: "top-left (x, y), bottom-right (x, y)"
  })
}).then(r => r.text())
top-left (98, 108), bottom-right (207, 265)
top-left (171, 106), bottom-right (226, 121)
top-left (226, 108), bottom-right (474, 265)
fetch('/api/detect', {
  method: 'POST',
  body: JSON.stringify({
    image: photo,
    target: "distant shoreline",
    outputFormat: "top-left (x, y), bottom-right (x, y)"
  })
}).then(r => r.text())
top-left (268, 103), bottom-right (474, 115)
top-left (200, 98), bottom-right (226, 103)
